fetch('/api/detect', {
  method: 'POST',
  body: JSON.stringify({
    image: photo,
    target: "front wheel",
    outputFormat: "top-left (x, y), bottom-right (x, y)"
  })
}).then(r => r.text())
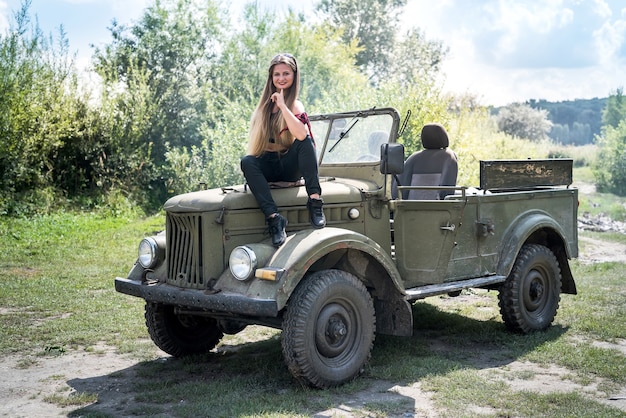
top-left (145, 303), bottom-right (223, 357)
top-left (498, 244), bottom-right (561, 333)
top-left (281, 270), bottom-right (376, 388)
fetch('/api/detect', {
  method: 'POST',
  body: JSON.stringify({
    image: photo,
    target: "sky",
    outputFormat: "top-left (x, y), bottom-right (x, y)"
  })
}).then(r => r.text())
top-left (0, 0), bottom-right (624, 106)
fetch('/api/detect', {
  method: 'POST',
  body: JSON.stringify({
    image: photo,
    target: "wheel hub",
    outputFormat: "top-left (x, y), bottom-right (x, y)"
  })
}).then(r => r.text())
top-left (530, 281), bottom-right (544, 300)
top-left (315, 303), bottom-right (353, 358)
top-left (525, 271), bottom-right (546, 311)
top-left (327, 317), bottom-right (347, 342)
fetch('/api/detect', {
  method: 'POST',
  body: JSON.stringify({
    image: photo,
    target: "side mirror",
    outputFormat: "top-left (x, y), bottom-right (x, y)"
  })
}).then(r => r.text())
top-left (380, 143), bottom-right (404, 175)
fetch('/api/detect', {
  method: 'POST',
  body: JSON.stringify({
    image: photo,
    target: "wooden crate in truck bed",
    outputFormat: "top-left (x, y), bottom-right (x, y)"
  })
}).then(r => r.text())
top-left (480, 159), bottom-right (573, 191)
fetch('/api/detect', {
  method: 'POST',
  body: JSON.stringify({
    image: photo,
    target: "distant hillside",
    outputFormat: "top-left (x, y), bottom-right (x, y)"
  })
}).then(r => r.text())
top-left (528, 98), bottom-right (607, 145)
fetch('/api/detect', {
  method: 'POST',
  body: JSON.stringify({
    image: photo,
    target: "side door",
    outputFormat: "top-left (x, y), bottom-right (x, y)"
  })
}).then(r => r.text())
top-left (393, 198), bottom-right (466, 287)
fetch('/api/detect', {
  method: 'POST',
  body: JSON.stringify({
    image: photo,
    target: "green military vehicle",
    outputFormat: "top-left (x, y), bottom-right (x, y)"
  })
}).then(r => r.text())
top-left (115, 107), bottom-right (578, 388)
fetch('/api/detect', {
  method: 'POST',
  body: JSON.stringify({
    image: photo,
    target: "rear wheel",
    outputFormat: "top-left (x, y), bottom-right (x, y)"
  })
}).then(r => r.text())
top-left (145, 303), bottom-right (223, 356)
top-left (282, 269), bottom-right (376, 388)
top-left (498, 244), bottom-right (561, 333)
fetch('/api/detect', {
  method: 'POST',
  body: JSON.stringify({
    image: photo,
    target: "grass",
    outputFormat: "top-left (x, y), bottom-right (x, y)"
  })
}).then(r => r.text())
top-left (1, 191), bottom-right (626, 417)
top-left (44, 391), bottom-right (98, 407)
top-left (574, 164), bottom-right (626, 221)
top-left (0, 210), bottom-right (163, 356)
top-left (579, 190), bottom-right (626, 221)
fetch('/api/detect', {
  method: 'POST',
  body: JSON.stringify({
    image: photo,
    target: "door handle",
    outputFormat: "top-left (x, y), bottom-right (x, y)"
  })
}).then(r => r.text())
top-left (440, 223), bottom-right (456, 232)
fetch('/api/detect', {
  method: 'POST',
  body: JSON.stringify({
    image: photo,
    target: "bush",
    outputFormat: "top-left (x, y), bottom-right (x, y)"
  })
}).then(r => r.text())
top-left (496, 103), bottom-right (552, 142)
top-left (0, 187), bottom-right (63, 217)
top-left (594, 120), bottom-right (626, 196)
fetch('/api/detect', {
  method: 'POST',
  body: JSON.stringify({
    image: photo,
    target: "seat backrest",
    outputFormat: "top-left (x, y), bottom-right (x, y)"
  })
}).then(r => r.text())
top-left (369, 131), bottom-right (388, 155)
top-left (356, 130), bottom-right (389, 162)
top-left (400, 123), bottom-right (458, 200)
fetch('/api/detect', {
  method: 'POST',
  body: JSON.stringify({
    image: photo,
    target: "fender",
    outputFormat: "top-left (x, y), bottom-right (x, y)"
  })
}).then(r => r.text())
top-left (265, 227), bottom-right (405, 311)
top-left (496, 210), bottom-right (574, 277)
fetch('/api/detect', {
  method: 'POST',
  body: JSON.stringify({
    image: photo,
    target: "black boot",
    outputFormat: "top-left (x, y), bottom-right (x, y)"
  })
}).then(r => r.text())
top-left (267, 214), bottom-right (287, 247)
top-left (307, 197), bottom-right (326, 229)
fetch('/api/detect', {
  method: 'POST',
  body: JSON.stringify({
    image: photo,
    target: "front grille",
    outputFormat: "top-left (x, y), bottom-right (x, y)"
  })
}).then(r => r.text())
top-left (167, 213), bottom-right (204, 288)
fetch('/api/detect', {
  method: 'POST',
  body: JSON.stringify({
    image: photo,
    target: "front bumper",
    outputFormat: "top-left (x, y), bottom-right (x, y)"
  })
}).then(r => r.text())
top-left (115, 277), bottom-right (279, 317)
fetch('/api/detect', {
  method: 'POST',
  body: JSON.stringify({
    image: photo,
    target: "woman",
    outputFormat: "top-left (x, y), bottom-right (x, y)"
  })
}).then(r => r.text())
top-left (240, 53), bottom-right (325, 248)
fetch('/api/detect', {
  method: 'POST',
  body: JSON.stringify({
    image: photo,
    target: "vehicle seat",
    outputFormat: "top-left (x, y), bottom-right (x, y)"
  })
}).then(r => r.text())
top-left (358, 130), bottom-right (389, 161)
top-left (400, 123), bottom-right (458, 200)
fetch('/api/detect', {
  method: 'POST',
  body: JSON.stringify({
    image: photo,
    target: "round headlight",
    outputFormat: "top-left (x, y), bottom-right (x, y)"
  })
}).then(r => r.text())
top-left (138, 237), bottom-right (159, 269)
top-left (229, 246), bottom-right (257, 281)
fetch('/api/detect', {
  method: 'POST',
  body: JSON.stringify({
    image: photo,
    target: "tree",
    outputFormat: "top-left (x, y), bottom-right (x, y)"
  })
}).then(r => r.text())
top-left (528, 98), bottom-right (605, 145)
top-left (317, 0), bottom-right (404, 79)
top-left (386, 28), bottom-right (448, 86)
top-left (0, 1), bottom-right (96, 214)
top-left (316, 0), bottom-right (447, 85)
top-left (603, 87), bottom-right (626, 129)
top-left (594, 121), bottom-right (626, 196)
top-left (91, 0), bottom-right (224, 206)
top-left (595, 89), bottom-right (626, 196)
top-left (93, 0), bottom-right (223, 152)
top-left (496, 103), bottom-right (552, 142)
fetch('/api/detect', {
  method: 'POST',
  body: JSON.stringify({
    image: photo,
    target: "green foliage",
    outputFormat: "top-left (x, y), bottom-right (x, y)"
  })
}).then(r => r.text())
top-left (528, 97), bottom-right (606, 145)
top-left (93, 63), bottom-right (162, 204)
top-left (90, 0), bottom-right (225, 207)
top-left (386, 78), bottom-right (450, 153)
top-left (593, 89), bottom-right (626, 196)
top-left (550, 121), bottom-right (592, 145)
top-left (0, 1), bottom-right (98, 215)
top-left (495, 103), bottom-right (553, 142)
top-left (602, 87), bottom-right (626, 128)
top-left (210, 3), bottom-right (272, 106)
top-left (446, 104), bottom-right (549, 186)
top-left (594, 120), bottom-right (626, 196)
top-left (388, 27), bottom-right (448, 86)
top-left (0, 186), bottom-right (63, 217)
top-left (164, 103), bottom-right (248, 195)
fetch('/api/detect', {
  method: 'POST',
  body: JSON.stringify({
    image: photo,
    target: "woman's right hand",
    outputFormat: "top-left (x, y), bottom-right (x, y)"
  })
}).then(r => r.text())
top-left (271, 89), bottom-right (286, 110)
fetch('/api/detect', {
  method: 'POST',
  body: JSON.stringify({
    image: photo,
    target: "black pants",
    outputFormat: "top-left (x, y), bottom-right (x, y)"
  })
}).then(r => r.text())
top-left (241, 136), bottom-right (321, 218)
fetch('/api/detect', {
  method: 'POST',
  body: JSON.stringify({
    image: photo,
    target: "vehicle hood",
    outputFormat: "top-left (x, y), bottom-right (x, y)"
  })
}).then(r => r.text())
top-left (163, 177), bottom-right (378, 213)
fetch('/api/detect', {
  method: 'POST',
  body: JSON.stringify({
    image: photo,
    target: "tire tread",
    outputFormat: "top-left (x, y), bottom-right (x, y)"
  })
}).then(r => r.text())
top-left (498, 244), bottom-right (561, 333)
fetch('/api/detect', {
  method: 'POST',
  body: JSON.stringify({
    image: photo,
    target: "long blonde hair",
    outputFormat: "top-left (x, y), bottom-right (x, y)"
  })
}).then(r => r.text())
top-left (247, 53), bottom-right (300, 156)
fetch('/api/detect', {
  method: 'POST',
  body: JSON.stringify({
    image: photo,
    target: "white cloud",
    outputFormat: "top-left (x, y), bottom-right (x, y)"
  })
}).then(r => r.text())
top-left (402, 0), bottom-right (626, 104)
top-left (594, 19), bottom-right (626, 65)
top-left (109, 0), bottom-right (150, 15)
top-left (0, 1), bottom-right (10, 33)
top-left (59, 0), bottom-right (99, 3)
top-left (483, 0), bottom-right (573, 35)
top-left (592, 0), bottom-right (613, 19)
